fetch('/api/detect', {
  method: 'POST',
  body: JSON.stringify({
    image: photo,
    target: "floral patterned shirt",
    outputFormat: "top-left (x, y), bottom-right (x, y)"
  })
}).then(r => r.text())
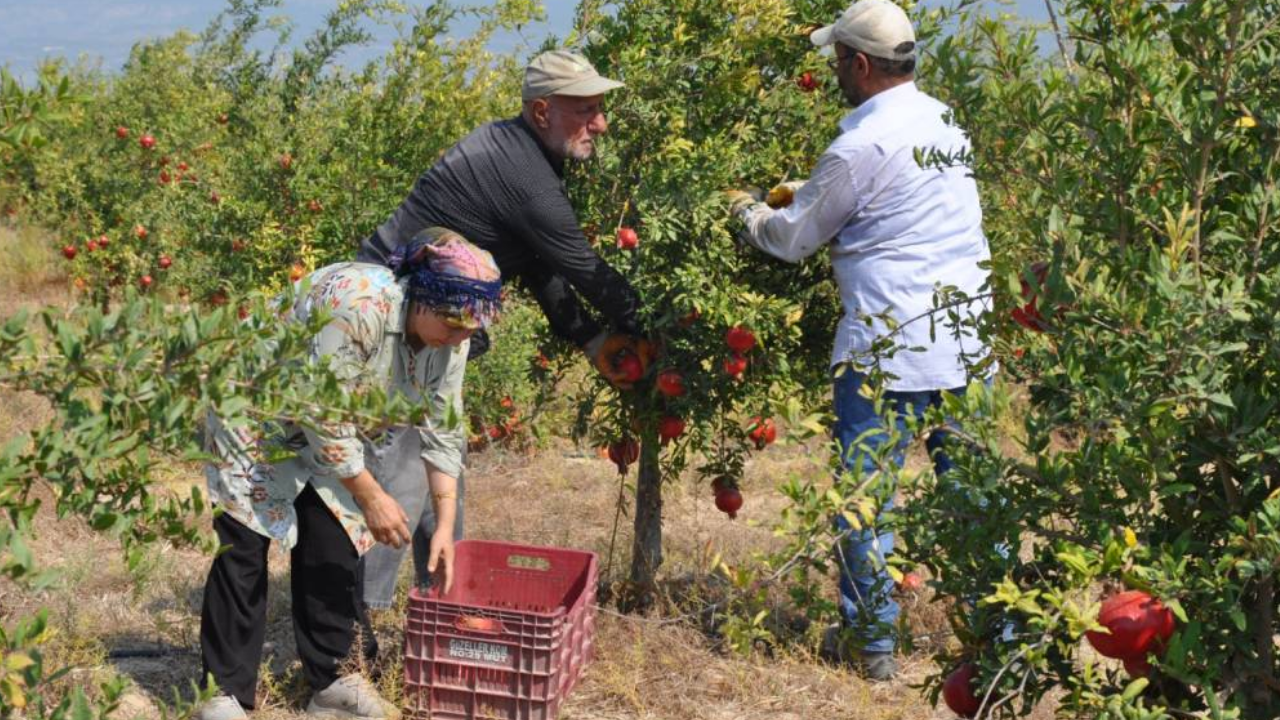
top-left (203, 262), bottom-right (468, 554)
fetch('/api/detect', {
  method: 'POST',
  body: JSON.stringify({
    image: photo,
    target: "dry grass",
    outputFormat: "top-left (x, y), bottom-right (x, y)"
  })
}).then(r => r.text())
top-left (0, 258), bottom-right (1059, 720)
top-left (0, 223), bottom-right (66, 443)
top-left (0, 222), bottom-right (68, 315)
top-left (3, 437), bottom-right (1061, 720)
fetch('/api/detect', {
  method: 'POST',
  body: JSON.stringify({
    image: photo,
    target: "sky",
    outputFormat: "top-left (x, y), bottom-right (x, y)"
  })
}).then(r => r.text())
top-left (0, 0), bottom-right (1051, 84)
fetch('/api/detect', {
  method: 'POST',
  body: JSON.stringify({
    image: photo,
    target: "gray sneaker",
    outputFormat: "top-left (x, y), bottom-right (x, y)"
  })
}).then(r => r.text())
top-left (821, 625), bottom-right (898, 681)
top-left (306, 674), bottom-right (400, 720)
top-left (856, 651), bottom-right (899, 682)
top-left (821, 623), bottom-right (854, 664)
top-left (195, 695), bottom-right (247, 720)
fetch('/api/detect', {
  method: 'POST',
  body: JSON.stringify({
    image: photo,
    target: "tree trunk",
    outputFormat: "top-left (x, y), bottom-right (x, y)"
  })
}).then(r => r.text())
top-left (628, 428), bottom-right (663, 603)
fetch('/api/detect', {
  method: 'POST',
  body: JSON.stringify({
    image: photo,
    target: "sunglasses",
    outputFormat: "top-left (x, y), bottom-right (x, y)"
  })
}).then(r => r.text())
top-left (432, 306), bottom-right (480, 331)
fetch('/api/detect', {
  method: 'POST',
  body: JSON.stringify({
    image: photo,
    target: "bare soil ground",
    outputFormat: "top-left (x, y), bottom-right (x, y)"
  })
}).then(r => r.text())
top-left (0, 222), bottom-right (1056, 720)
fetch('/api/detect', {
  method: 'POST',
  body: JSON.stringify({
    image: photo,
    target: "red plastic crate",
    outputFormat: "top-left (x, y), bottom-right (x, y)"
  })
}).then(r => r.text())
top-left (403, 540), bottom-right (598, 720)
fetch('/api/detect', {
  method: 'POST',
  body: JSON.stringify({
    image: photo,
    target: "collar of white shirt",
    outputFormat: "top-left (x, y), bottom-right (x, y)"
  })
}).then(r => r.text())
top-left (838, 81), bottom-right (919, 133)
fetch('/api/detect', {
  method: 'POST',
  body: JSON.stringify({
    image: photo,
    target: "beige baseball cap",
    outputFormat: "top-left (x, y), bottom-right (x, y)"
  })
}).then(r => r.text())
top-left (810, 0), bottom-right (916, 60)
top-left (522, 50), bottom-right (625, 101)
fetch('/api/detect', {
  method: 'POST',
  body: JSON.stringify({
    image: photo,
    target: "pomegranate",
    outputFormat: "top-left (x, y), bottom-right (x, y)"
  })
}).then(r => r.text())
top-left (658, 416), bottom-right (685, 444)
top-left (656, 369), bottom-right (686, 398)
top-left (1085, 590), bottom-right (1176, 660)
top-left (942, 663), bottom-right (982, 718)
top-left (614, 352), bottom-right (644, 383)
top-left (723, 354), bottom-right (747, 378)
top-left (139, 134), bottom-right (155, 150)
top-left (747, 417), bottom-right (777, 450)
top-left (616, 226), bottom-right (638, 250)
top-left (725, 325), bottom-right (756, 353)
top-left (608, 438), bottom-right (640, 473)
top-left (899, 572), bottom-right (924, 592)
top-left (714, 487), bottom-right (743, 519)
top-left (1011, 262), bottom-right (1050, 332)
top-left (1123, 655), bottom-right (1151, 677)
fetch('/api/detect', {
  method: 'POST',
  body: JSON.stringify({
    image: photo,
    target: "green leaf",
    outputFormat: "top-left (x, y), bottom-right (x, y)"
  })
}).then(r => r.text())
top-left (1158, 483), bottom-right (1195, 498)
top-left (0, 676), bottom-right (26, 709)
top-left (69, 687), bottom-right (93, 720)
top-left (1205, 392), bottom-right (1235, 409)
top-left (1229, 607), bottom-right (1246, 631)
top-left (1121, 677), bottom-right (1149, 702)
top-left (3, 652), bottom-right (34, 672)
top-left (1056, 550), bottom-right (1092, 578)
top-left (7, 533), bottom-right (33, 575)
top-left (90, 512), bottom-right (119, 532)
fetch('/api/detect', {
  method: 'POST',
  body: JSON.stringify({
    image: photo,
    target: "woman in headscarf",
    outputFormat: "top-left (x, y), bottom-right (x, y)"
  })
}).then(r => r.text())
top-left (195, 228), bottom-right (501, 720)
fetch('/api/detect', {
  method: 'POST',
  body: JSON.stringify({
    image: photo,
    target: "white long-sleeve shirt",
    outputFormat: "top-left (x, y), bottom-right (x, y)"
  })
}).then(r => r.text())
top-left (738, 82), bottom-right (992, 391)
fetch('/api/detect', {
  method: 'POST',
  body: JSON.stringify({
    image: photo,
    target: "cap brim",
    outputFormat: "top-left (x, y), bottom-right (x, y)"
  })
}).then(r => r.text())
top-left (810, 24), bottom-right (835, 46)
top-left (552, 76), bottom-right (625, 97)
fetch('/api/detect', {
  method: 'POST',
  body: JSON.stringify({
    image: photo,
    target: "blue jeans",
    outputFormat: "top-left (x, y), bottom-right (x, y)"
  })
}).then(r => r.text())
top-left (832, 369), bottom-right (968, 654)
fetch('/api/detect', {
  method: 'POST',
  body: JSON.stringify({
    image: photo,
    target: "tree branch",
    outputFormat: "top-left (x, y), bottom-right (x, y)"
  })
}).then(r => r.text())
top-left (1043, 0), bottom-right (1075, 75)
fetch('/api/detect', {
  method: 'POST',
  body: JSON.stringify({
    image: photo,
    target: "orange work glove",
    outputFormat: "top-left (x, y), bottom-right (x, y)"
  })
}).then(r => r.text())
top-left (584, 333), bottom-right (656, 389)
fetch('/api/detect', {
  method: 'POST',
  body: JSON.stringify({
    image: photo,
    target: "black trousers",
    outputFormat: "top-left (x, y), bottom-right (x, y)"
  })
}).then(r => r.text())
top-left (199, 484), bottom-right (377, 708)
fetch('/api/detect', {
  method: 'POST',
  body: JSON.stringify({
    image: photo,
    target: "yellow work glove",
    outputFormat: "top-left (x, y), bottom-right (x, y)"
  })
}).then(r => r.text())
top-left (723, 186), bottom-right (765, 216)
top-left (765, 181), bottom-right (806, 208)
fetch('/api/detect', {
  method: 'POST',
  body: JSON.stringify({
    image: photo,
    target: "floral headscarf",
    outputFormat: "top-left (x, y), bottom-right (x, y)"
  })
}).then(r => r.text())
top-left (387, 227), bottom-right (502, 329)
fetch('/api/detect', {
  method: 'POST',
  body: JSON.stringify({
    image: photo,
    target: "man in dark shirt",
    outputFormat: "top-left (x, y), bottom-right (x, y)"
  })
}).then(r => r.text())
top-left (358, 49), bottom-right (644, 382)
top-left (359, 50), bottom-right (650, 617)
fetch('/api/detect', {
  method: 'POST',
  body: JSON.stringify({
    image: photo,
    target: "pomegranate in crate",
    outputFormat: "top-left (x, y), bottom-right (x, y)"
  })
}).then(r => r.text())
top-left (403, 540), bottom-right (599, 720)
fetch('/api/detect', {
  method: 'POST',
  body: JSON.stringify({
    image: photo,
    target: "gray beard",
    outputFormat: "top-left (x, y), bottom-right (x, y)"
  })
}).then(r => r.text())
top-left (562, 138), bottom-right (594, 161)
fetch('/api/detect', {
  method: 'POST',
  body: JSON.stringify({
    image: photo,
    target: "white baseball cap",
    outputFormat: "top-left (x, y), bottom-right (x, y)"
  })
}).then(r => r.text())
top-left (810, 0), bottom-right (917, 60)
top-left (522, 50), bottom-right (625, 101)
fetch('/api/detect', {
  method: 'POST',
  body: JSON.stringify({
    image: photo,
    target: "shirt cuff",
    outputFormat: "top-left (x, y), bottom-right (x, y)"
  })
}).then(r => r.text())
top-left (419, 428), bottom-right (464, 479)
top-left (735, 202), bottom-right (775, 251)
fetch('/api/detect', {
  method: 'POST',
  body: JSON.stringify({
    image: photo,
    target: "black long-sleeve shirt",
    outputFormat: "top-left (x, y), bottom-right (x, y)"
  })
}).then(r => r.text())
top-left (357, 115), bottom-right (641, 346)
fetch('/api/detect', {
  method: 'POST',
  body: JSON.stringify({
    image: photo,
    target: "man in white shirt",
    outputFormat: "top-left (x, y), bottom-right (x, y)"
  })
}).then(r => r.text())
top-left (729, 0), bottom-right (992, 680)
